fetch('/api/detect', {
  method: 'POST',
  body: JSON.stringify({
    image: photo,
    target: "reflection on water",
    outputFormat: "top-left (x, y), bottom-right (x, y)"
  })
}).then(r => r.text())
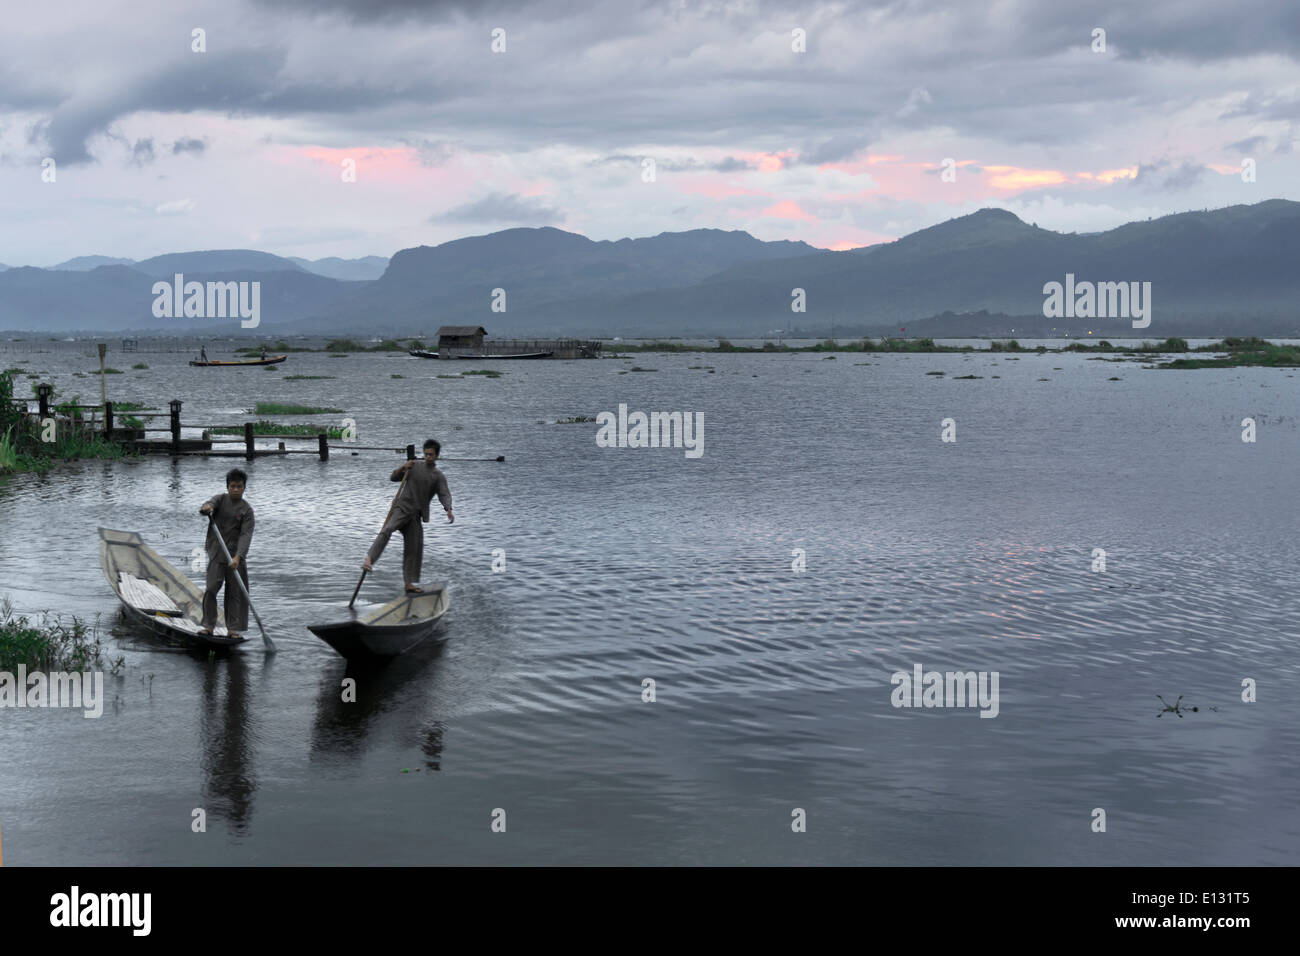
top-left (1, 347), bottom-right (1299, 864)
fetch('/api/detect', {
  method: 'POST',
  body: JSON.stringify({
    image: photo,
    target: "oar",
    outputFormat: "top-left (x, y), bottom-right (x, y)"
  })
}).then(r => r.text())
top-left (206, 515), bottom-right (276, 653)
top-left (348, 467), bottom-right (410, 610)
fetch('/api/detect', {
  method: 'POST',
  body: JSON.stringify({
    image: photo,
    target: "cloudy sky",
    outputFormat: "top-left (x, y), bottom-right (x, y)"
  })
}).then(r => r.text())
top-left (1, 0), bottom-right (1296, 265)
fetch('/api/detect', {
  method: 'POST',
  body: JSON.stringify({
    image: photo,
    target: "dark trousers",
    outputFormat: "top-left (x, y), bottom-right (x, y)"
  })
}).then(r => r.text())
top-left (202, 559), bottom-right (249, 631)
top-left (367, 509), bottom-right (423, 586)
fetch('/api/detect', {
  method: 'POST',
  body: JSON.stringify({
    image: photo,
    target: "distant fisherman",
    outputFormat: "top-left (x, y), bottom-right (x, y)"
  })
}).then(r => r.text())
top-left (364, 439), bottom-right (454, 593)
top-left (198, 468), bottom-right (255, 638)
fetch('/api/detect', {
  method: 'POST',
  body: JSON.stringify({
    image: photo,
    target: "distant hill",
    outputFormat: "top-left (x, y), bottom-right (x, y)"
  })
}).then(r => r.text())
top-left (51, 255), bottom-right (137, 271)
top-left (520, 200), bottom-right (1300, 336)
top-left (288, 255), bottom-right (389, 281)
top-left (0, 265), bottom-right (352, 332)
top-left (132, 249), bottom-right (307, 277)
top-left (298, 227), bottom-right (822, 332)
top-left (6, 204), bottom-right (1300, 335)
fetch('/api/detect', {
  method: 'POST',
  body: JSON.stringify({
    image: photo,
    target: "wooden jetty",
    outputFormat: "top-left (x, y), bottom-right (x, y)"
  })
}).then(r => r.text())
top-left (14, 384), bottom-right (432, 462)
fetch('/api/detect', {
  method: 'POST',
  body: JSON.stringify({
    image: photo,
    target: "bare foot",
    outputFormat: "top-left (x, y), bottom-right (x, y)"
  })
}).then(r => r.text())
top-left (197, 627), bottom-right (214, 635)
top-left (405, 584), bottom-right (424, 593)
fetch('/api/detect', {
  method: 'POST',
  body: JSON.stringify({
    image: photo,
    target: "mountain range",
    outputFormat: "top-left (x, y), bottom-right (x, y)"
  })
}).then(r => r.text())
top-left (3, 201), bottom-right (1299, 336)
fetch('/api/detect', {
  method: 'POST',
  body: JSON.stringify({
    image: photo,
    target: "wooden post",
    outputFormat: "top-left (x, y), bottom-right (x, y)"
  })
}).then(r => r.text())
top-left (244, 422), bottom-right (255, 460)
top-left (36, 383), bottom-right (51, 421)
top-left (406, 443), bottom-right (415, 460)
top-left (97, 344), bottom-right (107, 409)
top-left (104, 401), bottom-right (114, 434)
top-left (318, 434), bottom-right (329, 461)
top-left (169, 399), bottom-right (182, 455)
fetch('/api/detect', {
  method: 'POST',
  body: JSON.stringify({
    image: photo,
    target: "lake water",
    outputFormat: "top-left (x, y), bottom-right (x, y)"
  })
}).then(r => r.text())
top-left (1, 344), bottom-right (1298, 864)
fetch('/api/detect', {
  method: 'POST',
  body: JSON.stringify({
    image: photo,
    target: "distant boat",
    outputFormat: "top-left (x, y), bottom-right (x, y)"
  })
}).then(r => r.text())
top-left (408, 349), bottom-right (440, 359)
top-left (455, 351), bottom-right (552, 360)
top-left (189, 355), bottom-right (287, 367)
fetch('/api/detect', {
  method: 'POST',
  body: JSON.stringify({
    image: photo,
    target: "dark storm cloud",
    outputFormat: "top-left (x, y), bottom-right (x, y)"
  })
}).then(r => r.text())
top-left (172, 137), bottom-right (207, 155)
top-left (1132, 159), bottom-right (1205, 192)
top-left (591, 154), bottom-right (755, 172)
top-left (250, 0), bottom-right (622, 23)
top-left (432, 191), bottom-right (562, 224)
top-left (129, 138), bottom-right (155, 165)
top-left (796, 132), bottom-right (877, 166)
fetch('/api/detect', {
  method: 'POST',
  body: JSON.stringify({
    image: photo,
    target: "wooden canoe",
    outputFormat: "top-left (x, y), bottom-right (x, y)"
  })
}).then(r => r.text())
top-left (307, 586), bottom-right (449, 660)
top-left (189, 355), bottom-right (287, 367)
top-left (408, 349), bottom-right (440, 359)
top-left (98, 527), bottom-right (246, 648)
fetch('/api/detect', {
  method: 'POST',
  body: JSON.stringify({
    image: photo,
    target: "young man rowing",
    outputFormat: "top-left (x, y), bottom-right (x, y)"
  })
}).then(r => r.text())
top-left (363, 439), bottom-right (454, 593)
top-left (197, 468), bottom-right (255, 639)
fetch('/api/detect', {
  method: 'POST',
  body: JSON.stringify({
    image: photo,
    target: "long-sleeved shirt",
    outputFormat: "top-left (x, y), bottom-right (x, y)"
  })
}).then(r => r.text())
top-left (202, 492), bottom-right (255, 562)
top-left (390, 461), bottom-right (451, 522)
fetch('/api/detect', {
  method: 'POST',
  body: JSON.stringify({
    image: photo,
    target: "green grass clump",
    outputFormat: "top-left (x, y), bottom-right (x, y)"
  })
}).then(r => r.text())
top-left (211, 421), bottom-right (347, 438)
top-left (0, 597), bottom-right (105, 672)
top-left (98, 367), bottom-right (124, 374)
top-left (1161, 341), bottom-right (1300, 369)
top-left (283, 375), bottom-right (334, 381)
top-left (555, 416), bottom-right (597, 424)
top-left (252, 402), bottom-right (344, 415)
top-left (436, 374), bottom-right (460, 379)
top-left (391, 374), bottom-right (404, 379)
top-left (628, 366), bottom-right (657, 372)
top-left (461, 369), bottom-right (503, 378)
top-left (953, 374), bottom-right (983, 379)
top-left (131, 362), bottom-right (149, 369)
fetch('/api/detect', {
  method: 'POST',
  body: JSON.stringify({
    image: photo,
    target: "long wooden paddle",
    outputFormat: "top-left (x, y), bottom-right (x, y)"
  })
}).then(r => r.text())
top-left (348, 464), bottom-right (412, 609)
top-left (206, 514), bottom-right (276, 653)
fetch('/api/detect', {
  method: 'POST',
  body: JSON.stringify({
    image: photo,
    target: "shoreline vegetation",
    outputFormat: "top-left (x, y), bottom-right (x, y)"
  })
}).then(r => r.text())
top-left (608, 336), bottom-right (1300, 368)
top-left (1, 370), bottom-right (130, 475)
top-left (0, 597), bottom-right (114, 673)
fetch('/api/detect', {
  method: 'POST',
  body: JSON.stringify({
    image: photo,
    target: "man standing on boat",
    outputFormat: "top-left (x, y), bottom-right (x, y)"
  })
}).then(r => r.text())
top-left (200, 345), bottom-right (207, 363)
top-left (363, 439), bottom-right (453, 593)
top-left (197, 468), bottom-right (255, 638)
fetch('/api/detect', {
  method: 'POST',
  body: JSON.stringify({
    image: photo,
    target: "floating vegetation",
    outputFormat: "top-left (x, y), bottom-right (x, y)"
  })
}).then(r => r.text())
top-left (628, 366), bottom-right (657, 372)
top-left (1108, 376), bottom-right (1122, 381)
top-left (210, 421), bottom-right (348, 438)
top-left (926, 371), bottom-right (945, 376)
top-left (251, 402), bottom-right (344, 415)
top-left (554, 416), bottom-right (597, 424)
top-left (131, 363), bottom-right (149, 370)
top-left (1160, 341), bottom-right (1300, 370)
top-left (953, 374), bottom-right (982, 379)
top-left (283, 375), bottom-right (335, 381)
top-left (391, 374), bottom-right (404, 379)
top-left (94, 367), bottom-right (124, 374)
top-left (436, 374), bottom-right (460, 379)
top-left (461, 369), bottom-right (503, 378)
